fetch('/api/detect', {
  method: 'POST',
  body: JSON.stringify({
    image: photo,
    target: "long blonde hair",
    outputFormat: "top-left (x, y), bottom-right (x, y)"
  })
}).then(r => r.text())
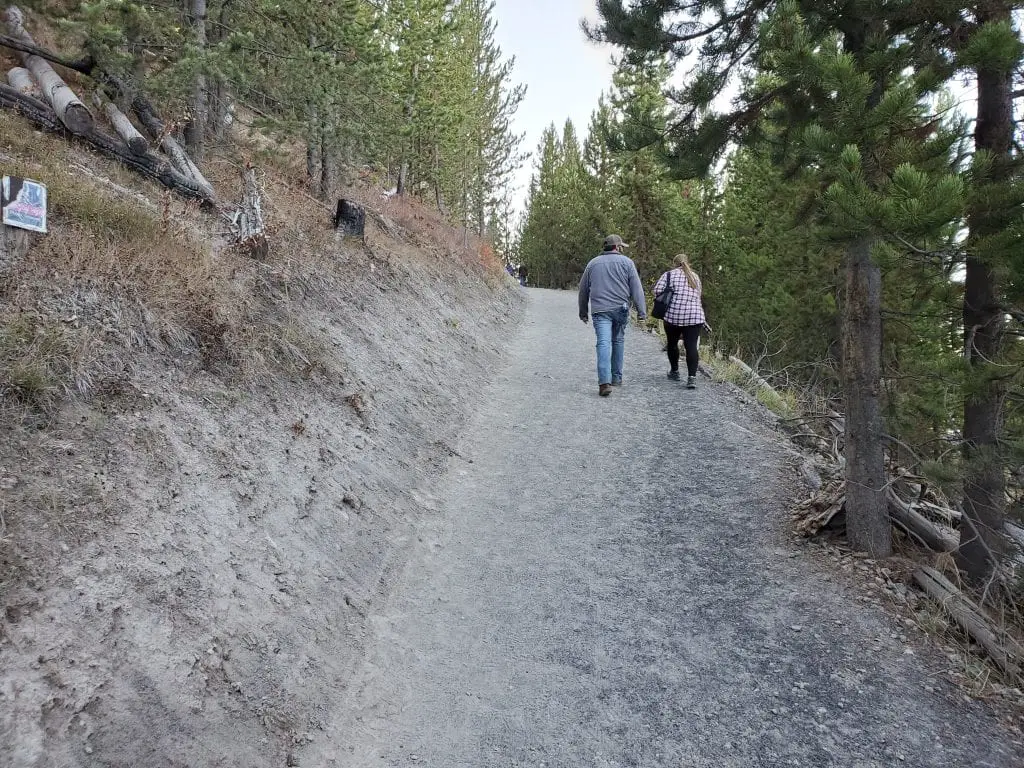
top-left (673, 253), bottom-right (699, 290)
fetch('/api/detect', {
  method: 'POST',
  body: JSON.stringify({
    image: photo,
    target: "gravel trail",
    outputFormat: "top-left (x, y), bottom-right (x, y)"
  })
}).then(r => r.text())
top-left (314, 288), bottom-right (1022, 768)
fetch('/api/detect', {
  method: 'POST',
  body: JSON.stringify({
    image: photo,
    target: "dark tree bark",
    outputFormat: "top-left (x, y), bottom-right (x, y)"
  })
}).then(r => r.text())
top-left (397, 161), bottom-right (408, 196)
top-left (842, 234), bottom-right (890, 555)
top-left (319, 127), bottom-right (332, 201)
top-left (958, 4), bottom-right (1015, 585)
top-left (183, 0), bottom-right (207, 161)
top-left (306, 136), bottom-right (319, 186)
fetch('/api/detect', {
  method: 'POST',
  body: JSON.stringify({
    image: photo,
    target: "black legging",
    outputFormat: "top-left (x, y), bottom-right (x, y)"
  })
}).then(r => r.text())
top-left (665, 322), bottom-right (701, 376)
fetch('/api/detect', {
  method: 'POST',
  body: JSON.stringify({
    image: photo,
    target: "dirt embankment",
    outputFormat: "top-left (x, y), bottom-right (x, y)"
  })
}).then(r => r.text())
top-left (0, 118), bottom-right (522, 767)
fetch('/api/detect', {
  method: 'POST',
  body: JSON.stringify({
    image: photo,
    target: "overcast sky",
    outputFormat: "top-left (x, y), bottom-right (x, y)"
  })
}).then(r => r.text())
top-left (492, 0), bottom-right (617, 212)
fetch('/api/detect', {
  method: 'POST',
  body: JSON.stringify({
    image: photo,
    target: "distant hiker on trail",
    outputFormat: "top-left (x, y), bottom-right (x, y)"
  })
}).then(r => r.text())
top-left (578, 234), bottom-right (648, 397)
top-left (653, 253), bottom-right (708, 389)
top-left (518, 263), bottom-right (529, 286)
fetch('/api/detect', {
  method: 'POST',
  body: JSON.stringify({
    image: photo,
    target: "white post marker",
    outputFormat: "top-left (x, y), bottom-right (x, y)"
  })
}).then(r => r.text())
top-left (2, 175), bottom-right (47, 233)
top-left (0, 175), bottom-right (45, 269)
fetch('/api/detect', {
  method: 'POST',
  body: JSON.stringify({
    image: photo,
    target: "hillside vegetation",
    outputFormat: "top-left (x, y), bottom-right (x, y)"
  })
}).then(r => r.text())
top-left (0, 90), bottom-right (521, 764)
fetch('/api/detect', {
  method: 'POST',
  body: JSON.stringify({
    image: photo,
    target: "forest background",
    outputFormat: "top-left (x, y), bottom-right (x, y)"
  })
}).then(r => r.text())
top-left (516, 1), bottom-right (1024, 591)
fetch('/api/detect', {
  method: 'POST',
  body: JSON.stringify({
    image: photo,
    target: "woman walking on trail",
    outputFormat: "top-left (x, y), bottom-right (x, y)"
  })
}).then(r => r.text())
top-left (653, 254), bottom-right (706, 389)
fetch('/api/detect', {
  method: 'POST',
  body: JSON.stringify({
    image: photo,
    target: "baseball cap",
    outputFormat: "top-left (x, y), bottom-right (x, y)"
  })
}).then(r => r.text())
top-left (603, 234), bottom-right (628, 250)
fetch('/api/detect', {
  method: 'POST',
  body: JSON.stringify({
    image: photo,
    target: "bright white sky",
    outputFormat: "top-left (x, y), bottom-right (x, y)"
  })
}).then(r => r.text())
top-left (492, 0), bottom-right (617, 212)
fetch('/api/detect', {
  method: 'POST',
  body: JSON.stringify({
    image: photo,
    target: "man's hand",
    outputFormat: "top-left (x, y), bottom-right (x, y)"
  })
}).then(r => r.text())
top-left (580, 315), bottom-right (589, 325)
top-left (636, 315), bottom-right (648, 326)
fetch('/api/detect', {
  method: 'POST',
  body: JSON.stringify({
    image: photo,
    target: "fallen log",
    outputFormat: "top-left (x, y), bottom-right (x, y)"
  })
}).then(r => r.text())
top-left (729, 355), bottom-right (773, 391)
top-left (912, 566), bottom-right (1023, 679)
top-left (3, 7), bottom-right (93, 135)
top-left (0, 80), bottom-right (59, 128)
top-left (794, 477), bottom-right (960, 554)
top-left (23, 52), bottom-right (91, 134)
top-left (886, 489), bottom-right (958, 552)
top-left (121, 84), bottom-right (215, 199)
top-left (0, 83), bottom-right (214, 204)
top-left (0, 31), bottom-right (94, 74)
top-left (7, 66), bottom-right (39, 97)
top-left (92, 91), bottom-right (148, 155)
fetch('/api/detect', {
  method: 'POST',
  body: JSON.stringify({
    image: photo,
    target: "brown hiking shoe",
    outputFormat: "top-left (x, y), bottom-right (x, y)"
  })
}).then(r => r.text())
top-left (599, 383), bottom-right (612, 397)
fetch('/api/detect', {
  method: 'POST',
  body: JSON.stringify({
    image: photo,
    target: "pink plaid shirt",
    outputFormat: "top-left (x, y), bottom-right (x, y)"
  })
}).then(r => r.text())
top-left (654, 268), bottom-right (705, 327)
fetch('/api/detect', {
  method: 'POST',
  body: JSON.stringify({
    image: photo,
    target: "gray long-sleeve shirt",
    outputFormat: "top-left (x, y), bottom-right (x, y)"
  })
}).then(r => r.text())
top-left (578, 251), bottom-right (647, 319)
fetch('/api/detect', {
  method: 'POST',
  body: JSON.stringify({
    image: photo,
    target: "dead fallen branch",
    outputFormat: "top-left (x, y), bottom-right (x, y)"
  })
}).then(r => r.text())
top-left (0, 31), bottom-right (93, 74)
top-left (887, 488), bottom-right (958, 552)
top-left (913, 566), bottom-right (1024, 680)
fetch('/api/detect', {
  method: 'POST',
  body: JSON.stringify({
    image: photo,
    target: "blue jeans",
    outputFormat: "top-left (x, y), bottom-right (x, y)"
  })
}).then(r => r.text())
top-left (592, 305), bottom-right (629, 385)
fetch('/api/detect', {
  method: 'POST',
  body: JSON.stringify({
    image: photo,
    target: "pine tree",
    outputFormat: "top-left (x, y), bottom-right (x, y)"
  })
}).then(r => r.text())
top-left (913, 5), bottom-right (1024, 584)
top-left (518, 125), bottom-right (564, 287)
top-left (591, 0), bottom-right (968, 556)
top-left (455, 0), bottom-right (526, 236)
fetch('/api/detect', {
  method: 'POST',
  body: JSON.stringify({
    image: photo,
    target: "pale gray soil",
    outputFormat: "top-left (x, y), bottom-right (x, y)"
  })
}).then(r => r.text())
top-left (309, 288), bottom-right (1023, 768)
top-left (0, 242), bottom-right (523, 768)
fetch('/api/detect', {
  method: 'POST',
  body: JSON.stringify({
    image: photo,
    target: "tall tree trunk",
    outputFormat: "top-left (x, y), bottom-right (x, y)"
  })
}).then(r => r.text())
top-left (837, 18), bottom-right (890, 557)
top-left (209, 0), bottom-right (232, 142)
top-left (843, 235), bottom-right (891, 556)
top-left (958, 5), bottom-right (1015, 585)
top-left (319, 126), bottom-right (332, 201)
top-left (397, 161), bottom-right (408, 197)
top-left (306, 136), bottom-right (319, 187)
top-left (184, 0), bottom-right (207, 161)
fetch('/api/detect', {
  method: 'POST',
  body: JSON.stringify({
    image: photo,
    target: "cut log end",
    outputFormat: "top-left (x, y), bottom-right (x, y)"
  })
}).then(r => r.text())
top-left (126, 136), bottom-right (148, 155)
top-left (62, 102), bottom-right (93, 134)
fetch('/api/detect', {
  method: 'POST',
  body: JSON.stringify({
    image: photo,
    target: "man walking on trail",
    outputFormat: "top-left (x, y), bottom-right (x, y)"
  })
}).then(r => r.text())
top-left (578, 234), bottom-right (647, 397)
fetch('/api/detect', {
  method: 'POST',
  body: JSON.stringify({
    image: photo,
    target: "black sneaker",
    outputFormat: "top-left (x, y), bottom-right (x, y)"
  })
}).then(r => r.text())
top-left (686, 375), bottom-right (697, 389)
top-left (667, 370), bottom-right (680, 381)
top-left (599, 383), bottom-right (612, 397)
top-left (611, 379), bottom-right (622, 387)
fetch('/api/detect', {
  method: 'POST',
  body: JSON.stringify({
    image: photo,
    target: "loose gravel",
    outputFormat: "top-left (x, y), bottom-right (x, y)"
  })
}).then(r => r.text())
top-left (310, 287), bottom-right (1022, 768)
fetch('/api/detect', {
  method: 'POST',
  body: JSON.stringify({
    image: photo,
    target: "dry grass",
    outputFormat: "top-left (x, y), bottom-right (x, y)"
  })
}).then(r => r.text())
top-left (704, 353), bottom-right (802, 420)
top-left (0, 114), bottom-right (363, 406)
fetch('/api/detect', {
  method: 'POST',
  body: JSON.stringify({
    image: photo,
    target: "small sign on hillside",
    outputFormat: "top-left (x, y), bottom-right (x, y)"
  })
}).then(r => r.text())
top-left (2, 176), bottom-right (47, 233)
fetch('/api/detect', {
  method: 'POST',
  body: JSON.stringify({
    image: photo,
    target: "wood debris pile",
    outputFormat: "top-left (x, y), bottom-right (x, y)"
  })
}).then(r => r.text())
top-left (0, 5), bottom-right (265, 253)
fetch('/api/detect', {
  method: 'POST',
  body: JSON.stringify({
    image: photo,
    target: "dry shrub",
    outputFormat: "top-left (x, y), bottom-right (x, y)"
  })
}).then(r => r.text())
top-left (377, 194), bottom-right (502, 277)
